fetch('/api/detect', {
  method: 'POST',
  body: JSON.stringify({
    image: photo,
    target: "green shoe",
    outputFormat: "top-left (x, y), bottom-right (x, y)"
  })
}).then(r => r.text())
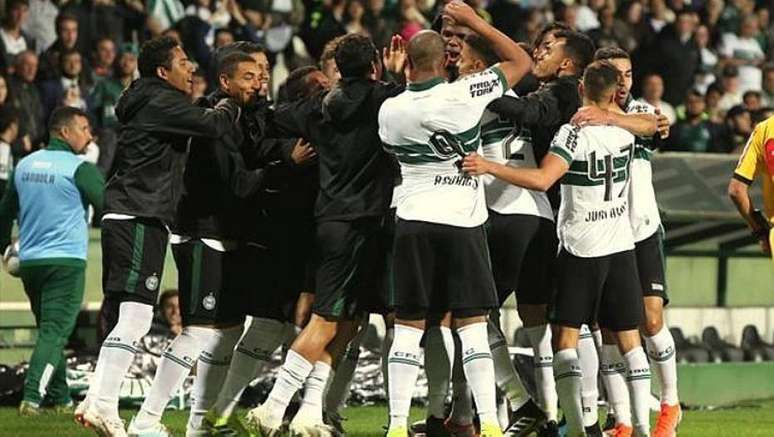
top-left (384, 426), bottom-right (408, 437)
top-left (51, 401), bottom-right (74, 414)
top-left (203, 410), bottom-right (255, 437)
top-left (18, 401), bottom-right (41, 416)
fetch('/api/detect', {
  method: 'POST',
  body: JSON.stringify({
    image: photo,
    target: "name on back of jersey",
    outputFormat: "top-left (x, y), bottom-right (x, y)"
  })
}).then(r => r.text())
top-left (585, 200), bottom-right (628, 223)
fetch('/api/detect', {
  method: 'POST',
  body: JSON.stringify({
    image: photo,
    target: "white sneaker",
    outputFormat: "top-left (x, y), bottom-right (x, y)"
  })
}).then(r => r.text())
top-left (82, 408), bottom-right (128, 437)
top-left (245, 404), bottom-right (283, 436)
top-left (74, 398), bottom-right (90, 425)
top-left (126, 416), bottom-right (170, 437)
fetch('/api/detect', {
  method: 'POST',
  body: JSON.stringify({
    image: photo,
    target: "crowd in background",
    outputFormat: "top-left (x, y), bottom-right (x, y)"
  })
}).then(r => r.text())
top-left (0, 0), bottom-right (770, 189)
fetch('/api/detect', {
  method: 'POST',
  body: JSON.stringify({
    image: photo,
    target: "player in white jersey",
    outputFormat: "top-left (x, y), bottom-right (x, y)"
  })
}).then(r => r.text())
top-left (570, 47), bottom-right (681, 437)
top-left (464, 61), bottom-right (653, 437)
top-left (378, 2), bottom-right (532, 436)
top-left (454, 33), bottom-right (559, 436)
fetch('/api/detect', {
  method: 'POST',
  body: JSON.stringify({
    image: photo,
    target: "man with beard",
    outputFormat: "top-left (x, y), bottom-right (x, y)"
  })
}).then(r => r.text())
top-left (124, 52), bottom-right (268, 437)
top-left (75, 36), bottom-right (241, 437)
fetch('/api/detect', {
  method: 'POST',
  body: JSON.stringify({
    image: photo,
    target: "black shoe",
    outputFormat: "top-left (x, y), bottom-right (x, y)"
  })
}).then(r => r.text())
top-left (537, 420), bottom-right (559, 437)
top-left (504, 399), bottom-right (546, 436)
top-left (585, 421), bottom-right (603, 437)
top-left (603, 412), bottom-right (616, 432)
top-left (425, 416), bottom-right (452, 437)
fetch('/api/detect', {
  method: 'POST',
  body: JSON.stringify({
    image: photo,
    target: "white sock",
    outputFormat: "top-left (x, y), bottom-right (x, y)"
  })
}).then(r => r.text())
top-left (93, 302), bottom-right (154, 418)
top-left (134, 326), bottom-right (213, 429)
top-left (424, 326), bottom-right (454, 419)
top-left (488, 318), bottom-right (528, 409)
top-left (381, 326), bottom-right (394, 401)
top-left (525, 324), bottom-right (558, 421)
top-left (600, 344), bottom-right (631, 426)
top-left (212, 317), bottom-right (286, 419)
top-left (450, 339), bottom-right (474, 425)
top-left (624, 347), bottom-right (652, 436)
top-left (324, 324), bottom-right (366, 415)
top-left (578, 325), bottom-right (600, 427)
top-left (457, 322), bottom-right (498, 426)
top-left (187, 326), bottom-right (241, 431)
top-left (262, 349), bottom-right (314, 427)
top-left (295, 361), bottom-right (332, 423)
top-left (553, 348), bottom-right (583, 436)
top-left (387, 324), bottom-right (423, 430)
top-left (645, 325), bottom-right (679, 406)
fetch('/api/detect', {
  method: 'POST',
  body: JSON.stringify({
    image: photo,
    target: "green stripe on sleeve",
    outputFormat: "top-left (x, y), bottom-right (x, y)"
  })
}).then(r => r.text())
top-left (549, 146), bottom-right (573, 164)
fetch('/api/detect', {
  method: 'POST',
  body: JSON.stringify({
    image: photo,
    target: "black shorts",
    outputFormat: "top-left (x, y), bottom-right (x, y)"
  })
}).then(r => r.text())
top-left (101, 217), bottom-right (168, 306)
top-left (634, 230), bottom-right (669, 305)
top-left (172, 240), bottom-right (246, 326)
top-left (550, 249), bottom-right (643, 332)
top-left (393, 219), bottom-right (498, 319)
top-left (313, 217), bottom-right (388, 320)
top-left (245, 241), bottom-right (303, 323)
top-left (486, 211), bottom-right (557, 305)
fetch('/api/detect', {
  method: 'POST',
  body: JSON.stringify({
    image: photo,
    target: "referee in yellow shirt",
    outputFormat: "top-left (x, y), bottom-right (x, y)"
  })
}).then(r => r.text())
top-left (728, 115), bottom-right (774, 257)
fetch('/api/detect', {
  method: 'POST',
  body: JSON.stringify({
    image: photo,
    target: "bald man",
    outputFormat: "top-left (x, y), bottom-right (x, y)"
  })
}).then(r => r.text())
top-left (377, 2), bottom-right (532, 436)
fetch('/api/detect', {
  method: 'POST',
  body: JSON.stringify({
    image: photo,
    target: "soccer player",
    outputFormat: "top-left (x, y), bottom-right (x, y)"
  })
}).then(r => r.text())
top-left (0, 107), bottom-right (103, 416)
top-left (243, 33), bottom-right (403, 436)
top-left (378, 2), bottom-right (532, 436)
top-left (124, 52), bottom-right (269, 437)
top-left (573, 47), bottom-right (679, 436)
top-left (729, 117), bottom-right (774, 259)
top-left (76, 36), bottom-right (241, 437)
top-left (463, 60), bottom-right (653, 437)
top-left (455, 32), bottom-right (559, 436)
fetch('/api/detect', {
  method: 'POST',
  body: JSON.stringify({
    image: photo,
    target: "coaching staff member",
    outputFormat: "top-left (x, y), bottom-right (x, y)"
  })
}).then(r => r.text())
top-left (0, 107), bottom-right (103, 416)
top-left (77, 36), bottom-right (241, 437)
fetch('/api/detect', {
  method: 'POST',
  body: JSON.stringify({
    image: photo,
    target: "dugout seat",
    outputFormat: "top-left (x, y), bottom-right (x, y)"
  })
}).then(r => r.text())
top-left (702, 326), bottom-right (745, 362)
top-left (669, 327), bottom-right (711, 363)
top-left (741, 325), bottom-right (774, 362)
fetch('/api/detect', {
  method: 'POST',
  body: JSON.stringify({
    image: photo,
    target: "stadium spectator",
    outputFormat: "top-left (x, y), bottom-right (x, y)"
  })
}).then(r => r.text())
top-left (22, 0), bottom-right (58, 55)
top-left (694, 24), bottom-right (719, 94)
top-left (722, 104), bottom-right (754, 153)
top-left (587, 5), bottom-right (630, 50)
top-left (147, 0), bottom-right (186, 32)
top-left (762, 64), bottom-right (774, 105)
top-left (8, 50), bottom-right (44, 152)
top-left (88, 44), bottom-right (137, 132)
top-left (705, 82), bottom-right (725, 123)
top-left (90, 37), bottom-right (116, 84)
top-left (0, 0), bottom-right (34, 75)
top-left (654, 8), bottom-right (700, 105)
top-left (639, 73), bottom-right (677, 125)
top-left (743, 90), bottom-right (763, 111)
top-left (718, 65), bottom-right (744, 113)
top-left (0, 107), bottom-right (19, 195)
top-left (364, 0), bottom-right (395, 49)
top-left (153, 288), bottom-right (182, 337)
top-left (37, 14), bottom-right (80, 82)
top-left (346, 0), bottom-right (369, 35)
top-left (720, 13), bottom-right (764, 93)
top-left (38, 49), bottom-right (89, 122)
top-left (668, 89), bottom-right (725, 153)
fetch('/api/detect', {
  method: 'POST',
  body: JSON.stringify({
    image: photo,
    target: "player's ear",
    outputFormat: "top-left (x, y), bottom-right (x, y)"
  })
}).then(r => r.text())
top-left (156, 65), bottom-right (168, 81)
top-left (218, 73), bottom-right (229, 91)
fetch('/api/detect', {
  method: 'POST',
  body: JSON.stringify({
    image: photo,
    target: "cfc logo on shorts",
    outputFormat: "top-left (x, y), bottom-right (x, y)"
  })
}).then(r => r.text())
top-left (202, 293), bottom-right (217, 311)
top-left (145, 274), bottom-right (159, 291)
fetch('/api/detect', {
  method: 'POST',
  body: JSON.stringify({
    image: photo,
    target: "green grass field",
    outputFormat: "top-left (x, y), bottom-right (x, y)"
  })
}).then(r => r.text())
top-left (2, 401), bottom-right (774, 436)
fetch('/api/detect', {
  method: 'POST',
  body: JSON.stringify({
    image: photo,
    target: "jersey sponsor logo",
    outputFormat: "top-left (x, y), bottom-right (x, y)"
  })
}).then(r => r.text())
top-left (202, 292), bottom-right (216, 310)
top-left (469, 78), bottom-right (499, 98)
top-left (564, 125), bottom-right (581, 152)
top-left (764, 138), bottom-right (774, 175)
top-left (434, 173), bottom-right (479, 189)
top-left (20, 172), bottom-right (55, 184)
top-left (31, 161), bottom-right (52, 169)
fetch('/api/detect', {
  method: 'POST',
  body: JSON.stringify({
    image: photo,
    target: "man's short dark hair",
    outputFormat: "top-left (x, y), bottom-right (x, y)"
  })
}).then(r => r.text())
top-left (594, 46), bottom-right (629, 62)
top-left (686, 88), bottom-right (704, 99)
top-left (0, 107), bottom-right (19, 133)
top-left (335, 34), bottom-right (378, 79)
top-left (6, 0), bottom-right (29, 14)
top-left (582, 60), bottom-right (620, 103)
top-left (212, 41), bottom-right (266, 74)
top-left (533, 22), bottom-right (571, 51)
top-left (218, 52), bottom-right (255, 78)
top-left (281, 66), bottom-right (320, 103)
top-left (55, 12), bottom-right (78, 33)
top-left (48, 106), bottom-right (89, 133)
top-left (59, 47), bottom-right (80, 68)
top-left (138, 36), bottom-right (179, 78)
top-left (159, 288), bottom-right (179, 306)
top-left (556, 30), bottom-right (595, 73)
top-left (464, 34), bottom-right (499, 67)
top-left (743, 90), bottom-right (762, 100)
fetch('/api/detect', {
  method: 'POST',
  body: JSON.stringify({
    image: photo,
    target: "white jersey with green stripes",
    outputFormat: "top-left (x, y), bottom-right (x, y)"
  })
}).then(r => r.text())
top-left (549, 123), bottom-right (636, 257)
top-left (378, 66), bottom-right (508, 228)
top-left (480, 90), bottom-right (554, 221)
top-left (624, 97), bottom-right (662, 242)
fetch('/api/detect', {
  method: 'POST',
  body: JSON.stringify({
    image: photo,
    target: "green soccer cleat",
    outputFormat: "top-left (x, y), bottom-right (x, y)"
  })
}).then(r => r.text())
top-left (18, 400), bottom-right (41, 416)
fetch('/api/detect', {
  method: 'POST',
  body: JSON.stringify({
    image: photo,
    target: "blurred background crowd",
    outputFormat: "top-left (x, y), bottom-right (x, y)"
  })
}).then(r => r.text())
top-left (0, 0), bottom-right (770, 191)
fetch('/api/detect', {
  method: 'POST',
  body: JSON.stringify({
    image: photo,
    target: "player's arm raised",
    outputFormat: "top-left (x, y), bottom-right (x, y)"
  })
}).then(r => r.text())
top-left (444, 1), bottom-right (531, 88)
top-left (463, 152), bottom-right (569, 192)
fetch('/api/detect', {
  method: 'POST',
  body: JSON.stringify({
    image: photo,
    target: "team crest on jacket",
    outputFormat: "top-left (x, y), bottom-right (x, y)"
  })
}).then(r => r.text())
top-left (145, 274), bottom-right (159, 291)
top-left (203, 293), bottom-right (216, 311)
